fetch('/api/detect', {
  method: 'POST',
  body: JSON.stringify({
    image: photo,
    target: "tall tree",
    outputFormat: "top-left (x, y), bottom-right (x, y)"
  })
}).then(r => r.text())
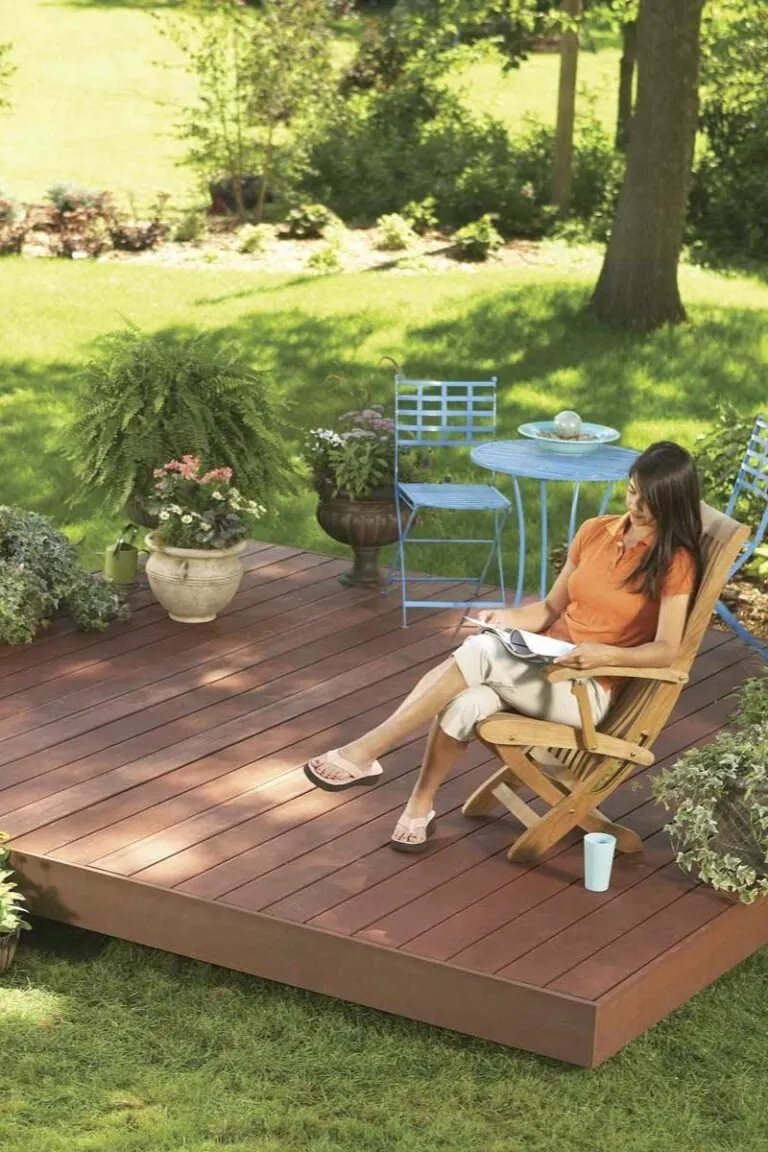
top-left (615, 16), bottom-right (637, 149)
top-left (551, 0), bottom-right (582, 211)
top-left (590, 0), bottom-right (707, 332)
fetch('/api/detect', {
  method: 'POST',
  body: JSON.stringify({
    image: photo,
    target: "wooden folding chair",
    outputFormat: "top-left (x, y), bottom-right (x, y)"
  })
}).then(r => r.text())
top-left (462, 504), bottom-right (750, 862)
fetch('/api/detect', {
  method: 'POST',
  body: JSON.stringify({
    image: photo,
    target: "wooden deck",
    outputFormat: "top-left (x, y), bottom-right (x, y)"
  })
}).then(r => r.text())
top-left (2, 540), bottom-right (767, 1067)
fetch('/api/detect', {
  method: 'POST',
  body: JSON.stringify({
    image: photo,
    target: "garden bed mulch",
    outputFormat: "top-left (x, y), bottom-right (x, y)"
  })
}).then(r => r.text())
top-left (718, 576), bottom-right (768, 644)
top-left (18, 218), bottom-right (604, 276)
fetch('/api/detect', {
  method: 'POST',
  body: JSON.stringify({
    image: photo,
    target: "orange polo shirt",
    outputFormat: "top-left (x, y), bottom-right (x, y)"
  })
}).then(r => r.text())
top-left (545, 514), bottom-right (697, 689)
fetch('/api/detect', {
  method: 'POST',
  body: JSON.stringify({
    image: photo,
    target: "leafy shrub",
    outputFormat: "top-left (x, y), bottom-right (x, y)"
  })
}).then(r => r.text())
top-left (44, 185), bottom-right (113, 258)
top-left (209, 175), bottom-right (272, 215)
top-left (694, 402), bottom-right (760, 515)
top-left (308, 79), bottom-right (619, 241)
top-left (689, 103), bottom-right (768, 261)
top-left (0, 833), bottom-right (31, 936)
top-left (652, 676), bottom-right (768, 904)
top-left (453, 214), bottom-right (503, 261)
top-left (403, 195), bottom-right (438, 235)
top-left (0, 506), bottom-right (130, 645)
top-left (46, 183), bottom-right (106, 213)
top-left (0, 192), bottom-right (25, 255)
top-left (283, 202), bottom-right (335, 240)
top-left (67, 325), bottom-right (295, 516)
top-left (690, 8), bottom-right (768, 260)
top-left (376, 212), bottom-right (416, 250)
top-left (109, 193), bottom-right (170, 252)
top-left (238, 222), bottom-right (271, 253)
top-left (306, 238), bottom-right (343, 273)
top-left (172, 210), bottom-right (207, 243)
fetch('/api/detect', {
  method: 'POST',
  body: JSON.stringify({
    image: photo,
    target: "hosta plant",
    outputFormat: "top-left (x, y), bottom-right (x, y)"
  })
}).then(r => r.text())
top-left (652, 675), bottom-right (768, 904)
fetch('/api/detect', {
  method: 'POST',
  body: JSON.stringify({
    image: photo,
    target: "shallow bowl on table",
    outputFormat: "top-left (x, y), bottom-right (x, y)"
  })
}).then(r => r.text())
top-left (517, 421), bottom-right (620, 454)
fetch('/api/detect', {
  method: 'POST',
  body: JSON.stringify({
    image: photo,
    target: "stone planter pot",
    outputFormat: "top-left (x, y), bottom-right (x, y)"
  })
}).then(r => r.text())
top-left (316, 486), bottom-right (400, 587)
top-left (0, 930), bottom-right (20, 976)
top-left (145, 534), bottom-right (248, 623)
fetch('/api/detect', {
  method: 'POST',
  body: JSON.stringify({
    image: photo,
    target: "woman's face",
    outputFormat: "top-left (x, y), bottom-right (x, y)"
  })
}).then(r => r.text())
top-left (626, 476), bottom-right (656, 530)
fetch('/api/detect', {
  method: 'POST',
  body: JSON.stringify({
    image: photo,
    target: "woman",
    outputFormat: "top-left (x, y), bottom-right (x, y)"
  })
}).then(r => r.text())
top-left (304, 441), bottom-right (703, 851)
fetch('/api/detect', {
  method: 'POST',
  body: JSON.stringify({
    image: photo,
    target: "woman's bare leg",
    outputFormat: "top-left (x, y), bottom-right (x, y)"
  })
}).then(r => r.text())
top-left (314, 659), bottom-right (467, 782)
top-left (390, 719), bottom-right (467, 843)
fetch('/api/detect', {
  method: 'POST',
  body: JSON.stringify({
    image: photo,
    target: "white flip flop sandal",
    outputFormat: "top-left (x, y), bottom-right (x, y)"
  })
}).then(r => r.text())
top-left (389, 810), bottom-right (437, 853)
top-left (304, 749), bottom-right (384, 792)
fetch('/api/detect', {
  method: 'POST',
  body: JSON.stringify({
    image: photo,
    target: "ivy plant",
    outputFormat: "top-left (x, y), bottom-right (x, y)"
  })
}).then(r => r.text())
top-left (0, 506), bottom-right (130, 645)
top-left (652, 675), bottom-right (768, 904)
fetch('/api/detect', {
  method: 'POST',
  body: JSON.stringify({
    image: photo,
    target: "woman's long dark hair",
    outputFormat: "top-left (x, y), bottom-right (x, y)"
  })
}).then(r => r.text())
top-left (626, 441), bottom-right (703, 601)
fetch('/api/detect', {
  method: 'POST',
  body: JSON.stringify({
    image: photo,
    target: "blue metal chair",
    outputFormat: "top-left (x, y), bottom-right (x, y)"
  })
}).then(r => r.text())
top-left (388, 375), bottom-right (511, 626)
top-left (716, 413), bottom-right (768, 660)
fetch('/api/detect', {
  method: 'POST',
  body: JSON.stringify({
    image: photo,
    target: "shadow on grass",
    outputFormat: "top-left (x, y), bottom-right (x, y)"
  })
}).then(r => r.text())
top-left (2, 278), bottom-right (767, 578)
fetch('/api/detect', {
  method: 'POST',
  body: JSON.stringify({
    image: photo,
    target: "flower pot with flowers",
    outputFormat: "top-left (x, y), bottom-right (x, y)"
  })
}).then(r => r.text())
top-left (145, 456), bottom-right (265, 623)
top-left (302, 405), bottom-right (426, 587)
top-left (0, 833), bottom-right (31, 976)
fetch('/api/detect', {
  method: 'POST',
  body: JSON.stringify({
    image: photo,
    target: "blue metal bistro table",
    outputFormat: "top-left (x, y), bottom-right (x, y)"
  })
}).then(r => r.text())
top-left (470, 440), bottom-right (639, 605)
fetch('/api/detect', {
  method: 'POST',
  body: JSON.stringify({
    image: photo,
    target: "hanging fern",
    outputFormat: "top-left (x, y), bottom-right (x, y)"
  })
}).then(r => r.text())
top-left (67, 325), bottom-right (295, 513)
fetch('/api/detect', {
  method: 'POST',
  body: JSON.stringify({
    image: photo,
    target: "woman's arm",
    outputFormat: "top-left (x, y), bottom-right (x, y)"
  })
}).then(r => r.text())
top-left (479, 561), bottom-right (575, 634)
top-left (556, 592), bottom-right (690, 671)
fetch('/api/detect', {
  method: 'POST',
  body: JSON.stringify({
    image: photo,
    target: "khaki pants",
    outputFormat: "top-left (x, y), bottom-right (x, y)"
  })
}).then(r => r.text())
top-left (439, 633), bottom-right (611, 742)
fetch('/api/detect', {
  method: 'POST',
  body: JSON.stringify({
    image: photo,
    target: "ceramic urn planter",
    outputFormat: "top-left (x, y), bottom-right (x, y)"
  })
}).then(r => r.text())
top-left (315, 486), bottom-right (400, 587)
top-left (145, 533), bottom-right (248, 623)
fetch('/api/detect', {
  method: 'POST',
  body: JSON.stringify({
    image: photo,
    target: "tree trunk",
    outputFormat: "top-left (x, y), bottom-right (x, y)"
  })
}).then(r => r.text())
top-left (551, 0), bottom-right (582, 213)
top-left (615, 19), bottom-right (637, 151)
top-left (590, 0), bottom-right (706, 333)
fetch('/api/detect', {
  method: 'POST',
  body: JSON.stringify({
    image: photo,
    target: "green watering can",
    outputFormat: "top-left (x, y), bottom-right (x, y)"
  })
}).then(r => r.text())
top-left (104, 524), bottom-right (142, 586)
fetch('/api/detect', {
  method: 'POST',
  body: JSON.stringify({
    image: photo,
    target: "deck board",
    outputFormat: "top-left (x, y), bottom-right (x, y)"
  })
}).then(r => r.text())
top-left (3, 540), bottom-right (767, 1067)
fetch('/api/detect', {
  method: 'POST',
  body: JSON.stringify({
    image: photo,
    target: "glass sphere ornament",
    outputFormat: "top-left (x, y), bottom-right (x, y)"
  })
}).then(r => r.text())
top-left (553, 410), bottom-right (582, 438)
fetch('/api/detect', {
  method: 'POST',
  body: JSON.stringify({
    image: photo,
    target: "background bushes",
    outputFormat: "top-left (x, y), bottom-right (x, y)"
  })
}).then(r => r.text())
top-left (307, 76), bottom-right (621, 240)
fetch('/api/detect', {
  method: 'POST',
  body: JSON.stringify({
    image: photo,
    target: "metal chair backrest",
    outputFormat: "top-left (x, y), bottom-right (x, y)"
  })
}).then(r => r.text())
top-left (394, 376), bottom-right (498, 478)
top-left (725, 413), bottom-right (768, 577)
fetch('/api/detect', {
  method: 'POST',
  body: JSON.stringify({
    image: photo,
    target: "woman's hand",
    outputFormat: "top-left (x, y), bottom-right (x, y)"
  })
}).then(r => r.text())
top-left (555, 643), bottom-right (616, 670)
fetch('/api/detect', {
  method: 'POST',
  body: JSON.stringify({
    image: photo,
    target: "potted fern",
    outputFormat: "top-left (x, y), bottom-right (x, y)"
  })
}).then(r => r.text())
top-left (0, 834), bottom-right (30, 975)
top-left (67, 325), bottom-right (295, 523)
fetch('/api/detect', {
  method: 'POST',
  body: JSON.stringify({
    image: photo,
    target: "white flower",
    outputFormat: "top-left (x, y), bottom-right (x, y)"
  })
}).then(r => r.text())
top-left (159, 510), bottom-right (170, 521)
top-left (181, 514), bottom-right (193, 524)
top-left (169, 504), bottom-right (183, 515)
top-left (211, 491), bottom-right (225, 501)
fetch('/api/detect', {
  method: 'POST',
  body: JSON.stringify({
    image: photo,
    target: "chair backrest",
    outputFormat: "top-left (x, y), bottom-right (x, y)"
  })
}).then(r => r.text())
top-left (562, 503), bottom-right (750, 781)
top-left (726, 413), bottom-right (768, 577)
top-left (394, 376), bottom-right (498, 457)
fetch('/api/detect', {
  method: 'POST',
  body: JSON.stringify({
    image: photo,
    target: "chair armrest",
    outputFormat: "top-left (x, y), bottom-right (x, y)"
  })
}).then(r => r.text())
top-left (541, 664), bottom-right (688, 685)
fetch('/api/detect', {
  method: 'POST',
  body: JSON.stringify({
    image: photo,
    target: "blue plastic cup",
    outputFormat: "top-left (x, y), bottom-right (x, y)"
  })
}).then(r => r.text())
top-left (583, 832), bottom-right (617, 892)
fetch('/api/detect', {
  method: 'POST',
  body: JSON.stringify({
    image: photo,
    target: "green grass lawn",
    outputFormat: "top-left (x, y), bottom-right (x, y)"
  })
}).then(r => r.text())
top-left (1, 255), bottom-right (767, 578)
top-left (2, 919), bottom-right (768, 1152)
top-left (0, 0), bottom-right (618, 205)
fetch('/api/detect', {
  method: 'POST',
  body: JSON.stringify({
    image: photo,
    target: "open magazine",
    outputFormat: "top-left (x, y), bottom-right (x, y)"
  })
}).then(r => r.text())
top-left (463, 617), bottom-right (575, 663)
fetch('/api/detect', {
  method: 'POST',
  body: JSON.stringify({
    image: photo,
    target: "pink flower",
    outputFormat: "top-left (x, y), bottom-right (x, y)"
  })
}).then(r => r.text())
top-left (201, 467), bottom-right (233, 484)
